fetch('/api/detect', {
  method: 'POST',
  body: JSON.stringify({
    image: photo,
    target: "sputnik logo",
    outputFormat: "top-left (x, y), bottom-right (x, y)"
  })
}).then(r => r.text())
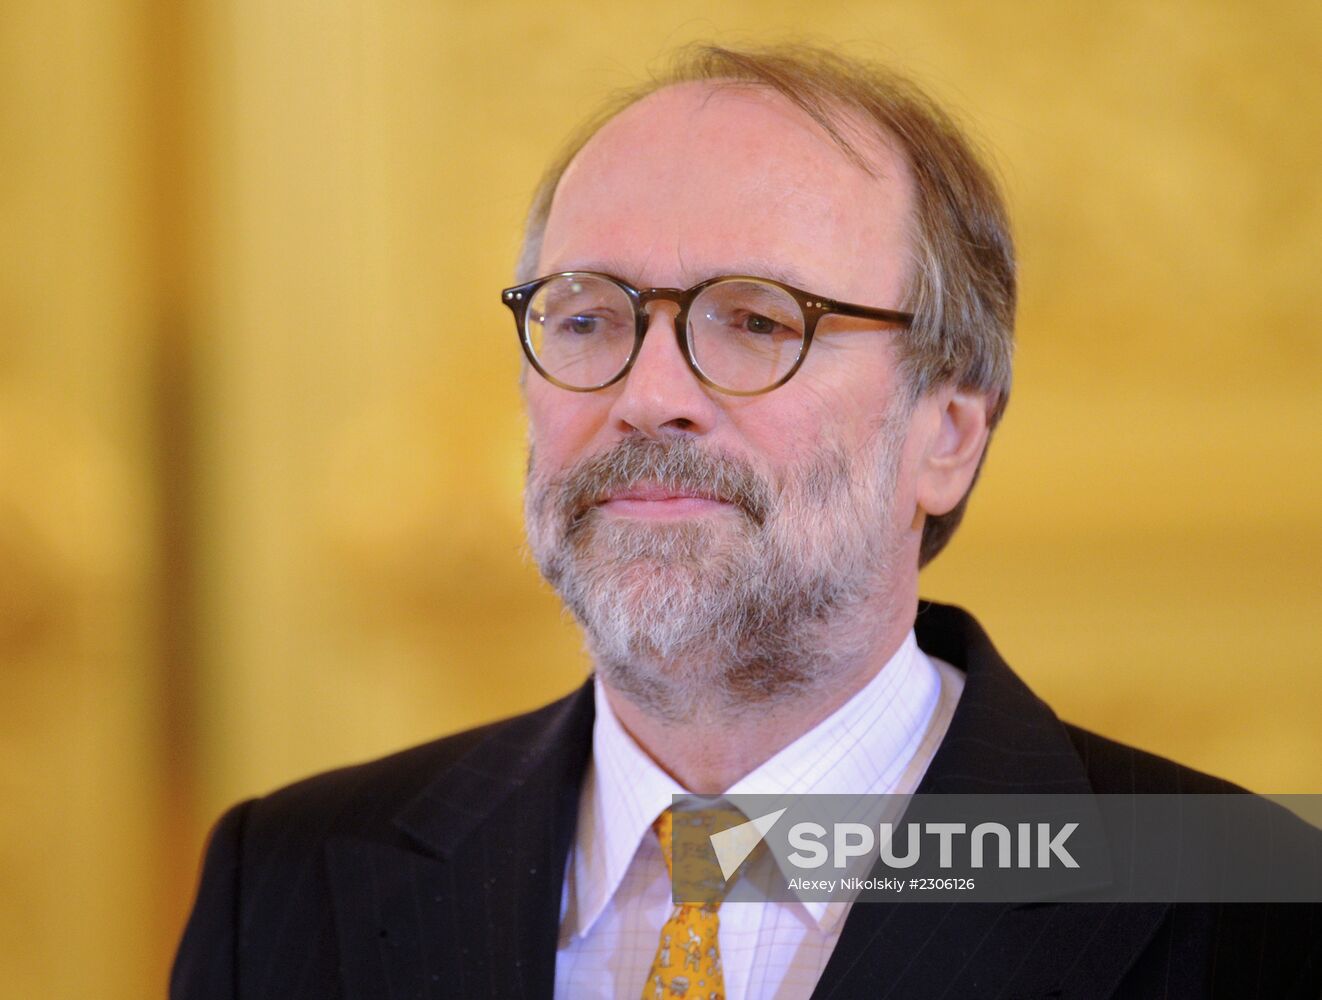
top-left (708, 808), bottom-right (787, 880)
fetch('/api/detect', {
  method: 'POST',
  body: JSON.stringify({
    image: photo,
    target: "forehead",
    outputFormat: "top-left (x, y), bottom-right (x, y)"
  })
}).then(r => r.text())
top-left (538, 83), bottom-right (915, 302)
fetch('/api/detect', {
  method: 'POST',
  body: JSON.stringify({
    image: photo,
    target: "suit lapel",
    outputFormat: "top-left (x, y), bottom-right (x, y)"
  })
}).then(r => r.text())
top-left (321, 603), bottom-right (1172, 999)
top-left (810, 603), bottom-right (1170, 1000)
top-left (326, 684), bottom-right (594, 1000)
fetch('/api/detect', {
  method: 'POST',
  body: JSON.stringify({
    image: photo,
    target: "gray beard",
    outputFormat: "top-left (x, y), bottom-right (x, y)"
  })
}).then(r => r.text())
top-left (524, 418), bottom-right (906, 723)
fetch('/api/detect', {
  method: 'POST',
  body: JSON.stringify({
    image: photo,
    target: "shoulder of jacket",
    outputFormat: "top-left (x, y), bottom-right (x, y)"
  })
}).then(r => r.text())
top-left (1061, 722), bottom-right (1249, 794)
top-left (234, 687), bottom-right (588, 845)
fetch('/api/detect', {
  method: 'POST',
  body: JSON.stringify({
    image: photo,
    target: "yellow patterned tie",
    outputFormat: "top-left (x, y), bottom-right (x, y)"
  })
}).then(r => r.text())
top-left (641, 808), bottom-right (733, 1000)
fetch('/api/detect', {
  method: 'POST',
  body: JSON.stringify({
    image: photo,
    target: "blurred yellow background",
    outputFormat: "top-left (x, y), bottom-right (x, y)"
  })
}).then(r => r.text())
top-left (2, 1), bottom-right (1320, 996)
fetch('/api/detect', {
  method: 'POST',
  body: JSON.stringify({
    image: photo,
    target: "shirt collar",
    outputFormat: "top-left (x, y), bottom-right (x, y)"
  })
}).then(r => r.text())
top-left (728, 631), bottom-right (940, 930)
top-left (561, 631), bottom-right (943, 940)
top-left (560, 678), bottom-right (683, 943)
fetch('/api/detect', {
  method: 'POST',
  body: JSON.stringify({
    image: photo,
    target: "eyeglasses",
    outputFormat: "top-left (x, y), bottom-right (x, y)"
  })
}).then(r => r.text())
top-left (501, 271), bottom-right (913, 396)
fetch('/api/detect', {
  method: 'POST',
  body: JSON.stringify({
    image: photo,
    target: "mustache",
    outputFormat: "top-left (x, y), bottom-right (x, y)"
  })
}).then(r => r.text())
top-left (543, 437), bottom-right (773, 530)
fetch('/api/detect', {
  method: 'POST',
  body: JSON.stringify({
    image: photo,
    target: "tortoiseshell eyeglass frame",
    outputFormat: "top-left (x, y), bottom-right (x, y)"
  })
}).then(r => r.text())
top-left (501, 270), bottom-right (914, 396)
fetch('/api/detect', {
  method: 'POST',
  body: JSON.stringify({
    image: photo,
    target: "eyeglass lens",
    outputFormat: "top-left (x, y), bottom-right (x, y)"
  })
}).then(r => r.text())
top-left (525, 274), bottom-right (806, 393)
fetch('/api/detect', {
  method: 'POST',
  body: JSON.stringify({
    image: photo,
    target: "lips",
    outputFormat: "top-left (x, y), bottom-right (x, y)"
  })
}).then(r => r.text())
top-left (599, 483), bottom-right (728, 504)
top-left (587, 482), bottom-right (739, 522)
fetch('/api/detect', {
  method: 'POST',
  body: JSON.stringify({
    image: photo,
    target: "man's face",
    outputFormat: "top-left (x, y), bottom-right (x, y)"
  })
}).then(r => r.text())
top-left (523, 84), bottom-right (929, 716)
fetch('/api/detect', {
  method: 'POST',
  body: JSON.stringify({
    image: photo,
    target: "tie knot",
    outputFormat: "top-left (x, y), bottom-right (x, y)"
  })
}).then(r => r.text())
top-left (652, 805), bottom-right (748, 904)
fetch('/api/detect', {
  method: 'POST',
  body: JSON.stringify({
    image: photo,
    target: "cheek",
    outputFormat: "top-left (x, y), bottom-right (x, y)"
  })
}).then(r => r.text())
top-left (724, 394), bottom-right (818, 469)
top-left (525, 385), bottom-right (606, 473)
top-left (735, 374), bottom-right (889, 463)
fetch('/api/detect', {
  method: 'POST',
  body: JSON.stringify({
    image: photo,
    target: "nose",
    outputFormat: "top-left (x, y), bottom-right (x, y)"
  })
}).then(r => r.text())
top-left (605, 304), bottom-right (721, 439)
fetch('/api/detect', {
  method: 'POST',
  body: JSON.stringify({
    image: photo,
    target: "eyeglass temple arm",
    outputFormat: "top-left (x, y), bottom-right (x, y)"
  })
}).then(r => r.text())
top-left (822, 300), bottom-right (914, 327)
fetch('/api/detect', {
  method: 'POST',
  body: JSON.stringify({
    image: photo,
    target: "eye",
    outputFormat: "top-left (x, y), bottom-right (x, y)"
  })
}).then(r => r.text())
top-left (743, 313), bottom-right (779, 335)
top-left (561, 314), bottom-right (599, 335)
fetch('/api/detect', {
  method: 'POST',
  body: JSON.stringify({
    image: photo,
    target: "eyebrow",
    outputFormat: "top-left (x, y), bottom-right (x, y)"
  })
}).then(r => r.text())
top-left (554, 258), bottom-right (819, 292)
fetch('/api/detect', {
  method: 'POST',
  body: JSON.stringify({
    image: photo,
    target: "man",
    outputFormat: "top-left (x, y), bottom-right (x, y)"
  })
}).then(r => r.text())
top-left (173, 45), bottom-right (1321, 999)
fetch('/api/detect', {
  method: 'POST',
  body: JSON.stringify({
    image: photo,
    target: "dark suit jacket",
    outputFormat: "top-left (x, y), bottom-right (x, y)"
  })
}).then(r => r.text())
top-left (172, 602), bottom-right (1322, 999)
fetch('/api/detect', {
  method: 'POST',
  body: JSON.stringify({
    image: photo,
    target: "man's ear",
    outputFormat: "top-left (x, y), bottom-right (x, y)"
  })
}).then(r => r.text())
top-left (914, 387), bottom-right (991, 518)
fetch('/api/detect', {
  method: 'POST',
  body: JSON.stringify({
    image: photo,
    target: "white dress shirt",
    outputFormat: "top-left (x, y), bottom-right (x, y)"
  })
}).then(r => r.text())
top-left (554, 631), bottom-right (965, 1000)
